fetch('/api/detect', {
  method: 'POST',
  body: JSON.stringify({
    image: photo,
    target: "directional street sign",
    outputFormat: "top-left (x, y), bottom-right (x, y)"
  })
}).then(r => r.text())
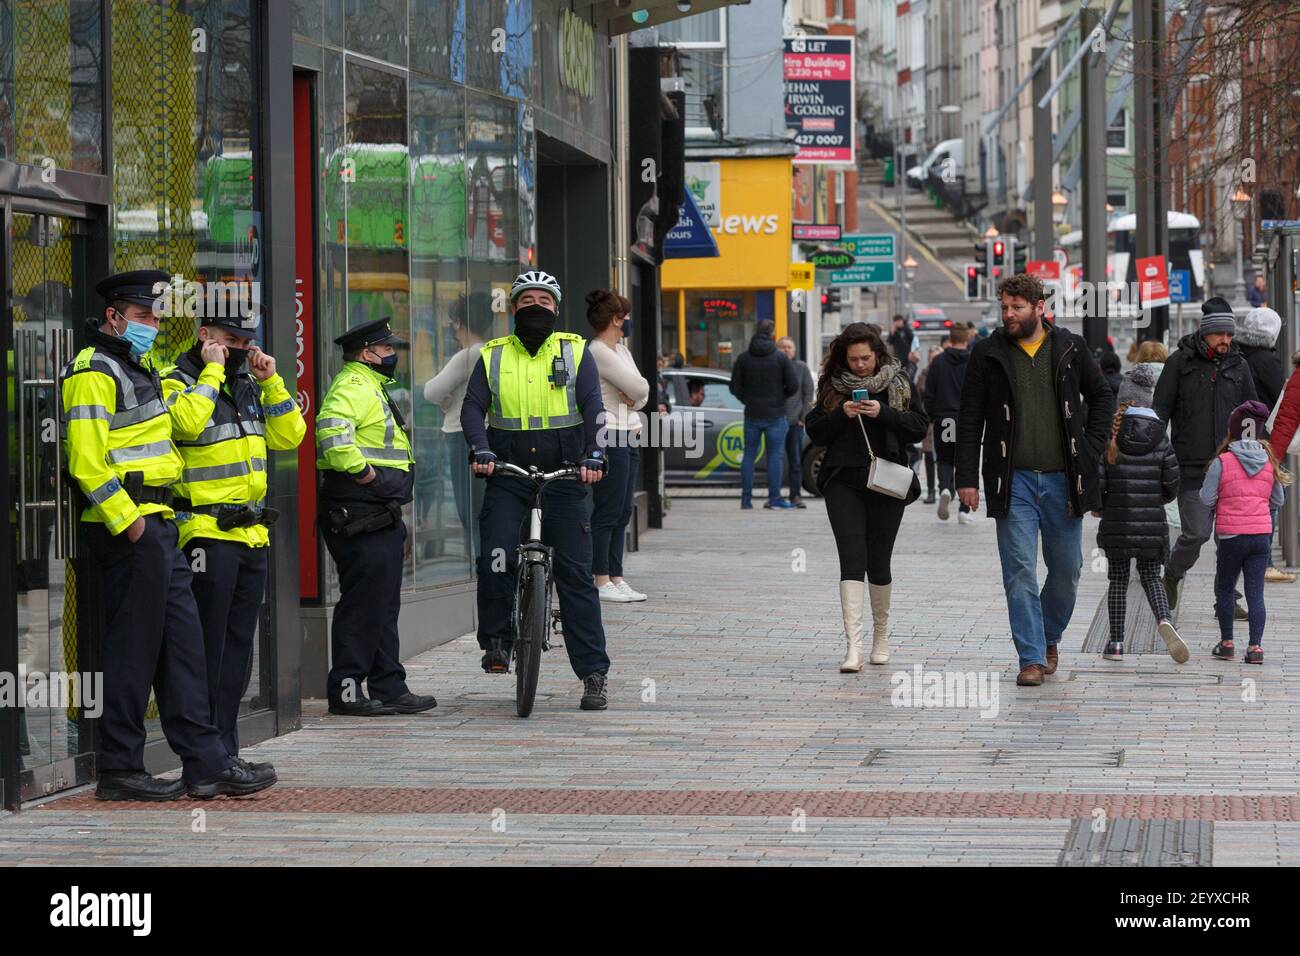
top-left (842, 233), bottom-right (896, 260)
top-left (1168, 269), bottom-right (1191, 304)
top-left (827, 261), bottom-right (897, 286)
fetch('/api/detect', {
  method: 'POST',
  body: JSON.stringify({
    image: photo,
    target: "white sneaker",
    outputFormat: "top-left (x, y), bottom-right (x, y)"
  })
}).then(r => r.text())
top-left (614, 580), bottom-right (648, 602)
top-left (958, 511), bottom-right (976, 525)
top-left (937, 489), bottom-right (951, 520)
top-left (598, 582), bottom-right (635, 603)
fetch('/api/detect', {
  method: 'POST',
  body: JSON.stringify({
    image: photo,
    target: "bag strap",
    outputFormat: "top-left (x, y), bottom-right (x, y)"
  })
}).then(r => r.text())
top-left (855, 412), bottom-right (877, 462)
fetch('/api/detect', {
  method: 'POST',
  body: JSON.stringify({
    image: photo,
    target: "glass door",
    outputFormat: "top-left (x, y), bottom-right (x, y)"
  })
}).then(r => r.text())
top-left (3, 199), bottom-right (95, 803)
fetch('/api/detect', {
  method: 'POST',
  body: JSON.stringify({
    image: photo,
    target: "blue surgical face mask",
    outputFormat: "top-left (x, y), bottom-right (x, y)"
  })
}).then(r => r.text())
top-left (366, 352), bottom-right (399, 378)
top-left (116, 313), bottom-right (159, 359)
top-left (620, 317), bottom-right (633, 338)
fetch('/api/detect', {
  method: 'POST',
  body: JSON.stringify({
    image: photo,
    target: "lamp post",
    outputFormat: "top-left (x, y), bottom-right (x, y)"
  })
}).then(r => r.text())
top-left (902, 255), bottom-right (919, 313)
top-left (1230, 186), bottom-right (1251, 306)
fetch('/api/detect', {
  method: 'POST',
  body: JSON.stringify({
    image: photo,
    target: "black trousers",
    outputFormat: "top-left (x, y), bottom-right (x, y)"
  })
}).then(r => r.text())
top-left (822, 477), bottom-right (907, 585)
top-left (322, 519), bottom-right (410, 705)
top-left (476, 475), bottom-right (610, 679)
top-left (184, 538), bottom-right (268, 755)
top-left (934, 435), bottom-right (970, 513)
top-left (85, 514), bottom-right (231, 784)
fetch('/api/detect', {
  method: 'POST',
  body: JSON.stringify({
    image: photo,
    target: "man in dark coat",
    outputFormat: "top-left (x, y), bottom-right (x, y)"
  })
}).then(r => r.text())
top-left (956, 273), bottom-right (1114, 686)
top-left (729, 318), bottom-right (799, 509)
top-left (924, 324), bottom-right (972, 520)
top-left (1152, 296), bottom-right (1258, 609)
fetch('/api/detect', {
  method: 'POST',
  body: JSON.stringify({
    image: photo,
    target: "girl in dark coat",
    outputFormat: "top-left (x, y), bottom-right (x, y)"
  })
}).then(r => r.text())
top-left (806, 323), bottom-right (928, 671)
top-left (1094, 364), bottom-right (1186, 662)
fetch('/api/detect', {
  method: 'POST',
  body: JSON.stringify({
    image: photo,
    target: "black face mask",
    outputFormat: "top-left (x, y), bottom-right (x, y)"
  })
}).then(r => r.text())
top-left (514, 304), bottom-right (556, 356)
top-left (224, 346), bottom-right (250, 377)
top-left (365, 353), bottom-right (399, 378)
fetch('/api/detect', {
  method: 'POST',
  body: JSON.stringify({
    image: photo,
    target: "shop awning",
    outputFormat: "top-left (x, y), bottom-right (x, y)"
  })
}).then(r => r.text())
top-left (596, 1), bottom-right (752, 36)
top-left (662, 189), bottom-right (719, 259)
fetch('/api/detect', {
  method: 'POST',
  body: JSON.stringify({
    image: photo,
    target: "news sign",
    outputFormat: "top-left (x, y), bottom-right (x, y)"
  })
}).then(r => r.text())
top-left (784, 36), bottom-right (855, 165)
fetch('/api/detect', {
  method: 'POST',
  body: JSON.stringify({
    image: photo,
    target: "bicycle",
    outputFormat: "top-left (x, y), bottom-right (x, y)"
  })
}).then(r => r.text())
top-left (489, 461), bottom-right (582, 717)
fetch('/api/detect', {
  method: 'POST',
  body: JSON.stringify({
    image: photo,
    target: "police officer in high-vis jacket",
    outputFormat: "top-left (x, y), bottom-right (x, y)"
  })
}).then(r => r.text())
top-left (316, 317), bottom-right (438, 717)
top-left (161, 307), bottom-right (306, 762)
top-left (461, 271), bottom-right (612, 710)
top-left (61, 270), bottom-right (276, 800)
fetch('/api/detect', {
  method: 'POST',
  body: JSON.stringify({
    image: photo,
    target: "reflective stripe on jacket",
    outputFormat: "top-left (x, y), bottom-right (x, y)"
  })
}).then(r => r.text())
top-left (480, 331), bottom-right (585, 430)
top-left (61, 335), bottom-right (182, 535)
top-left (316, 361), bottom-right (413, 474)
top-left (163, 347), bottom-right (306, 547)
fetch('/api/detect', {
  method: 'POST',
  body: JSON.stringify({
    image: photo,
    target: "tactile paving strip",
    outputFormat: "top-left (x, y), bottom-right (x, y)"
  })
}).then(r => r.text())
top-left (37, 788), bottom-right (1300, 821)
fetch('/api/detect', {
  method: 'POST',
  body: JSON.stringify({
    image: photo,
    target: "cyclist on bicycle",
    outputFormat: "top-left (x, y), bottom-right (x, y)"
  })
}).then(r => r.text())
top-left (461, 270), bottom-right (612, 710)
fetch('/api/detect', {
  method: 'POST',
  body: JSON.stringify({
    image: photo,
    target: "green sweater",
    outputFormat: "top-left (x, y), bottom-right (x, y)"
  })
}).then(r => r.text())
top-left (1009, 339), bottom-right (1066, 472)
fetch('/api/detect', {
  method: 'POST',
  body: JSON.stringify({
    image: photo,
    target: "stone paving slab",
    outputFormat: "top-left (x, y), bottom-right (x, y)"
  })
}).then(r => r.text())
top-left (2, 495), bottom-right (1298, 865)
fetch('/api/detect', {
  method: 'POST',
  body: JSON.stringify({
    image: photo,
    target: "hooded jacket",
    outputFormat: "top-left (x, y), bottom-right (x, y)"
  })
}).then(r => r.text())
top-left (729, 333), bottom-right (798, 420)
top-left (923, 345), bottom-right (970, 424)
top-left (1096, 407), bottom-right (1180, 560)
top-left (1200, 439), bottom-right (1286, 536)
top-left (1235, 309), bottom-right (1285, 409)
top-left (1151, 332), bottom-right (1257, 485)
top-left (955, 320), bottom-right (1113, 519)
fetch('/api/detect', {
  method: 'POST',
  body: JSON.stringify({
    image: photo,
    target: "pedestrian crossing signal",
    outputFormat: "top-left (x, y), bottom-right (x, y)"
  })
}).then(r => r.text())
top-left (965, 264), bottom-right (980, 301)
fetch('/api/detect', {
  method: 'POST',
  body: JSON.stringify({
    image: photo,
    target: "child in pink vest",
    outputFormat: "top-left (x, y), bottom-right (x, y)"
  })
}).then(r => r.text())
top-left (1200, 401), bottom-right (1291, 662)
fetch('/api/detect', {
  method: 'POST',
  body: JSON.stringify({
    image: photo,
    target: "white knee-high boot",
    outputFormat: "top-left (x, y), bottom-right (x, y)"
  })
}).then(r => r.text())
top-left (868, 582), bottom-right (891, 664)
top-left (839, 580), bottom-right (865, 672)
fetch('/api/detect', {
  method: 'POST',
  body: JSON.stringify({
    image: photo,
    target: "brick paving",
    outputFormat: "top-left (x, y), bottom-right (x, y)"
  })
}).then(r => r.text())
top-left (3, 493), bottom-right (1298, 865)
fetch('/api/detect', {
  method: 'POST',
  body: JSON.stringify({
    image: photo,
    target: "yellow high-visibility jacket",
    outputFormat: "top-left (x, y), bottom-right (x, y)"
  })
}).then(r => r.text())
top-left (60, 327), bottom-right (182, 535)
top-left (162, 346), bottom-right (306, 547)
top-left (316, 361), bottom-right (413, 474)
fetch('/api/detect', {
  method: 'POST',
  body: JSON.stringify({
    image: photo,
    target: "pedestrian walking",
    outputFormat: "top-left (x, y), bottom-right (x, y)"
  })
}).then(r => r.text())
top-left (1152, 296), bottom-right (1258, 614)
top-left (1099, 349), bottom-right (1124, 398)
top-left (1235, 306), bottom-right (1291, 582)
top-left (915, 345), bottom-right (943, 504)
top-left (956, 273), bottom-right (1113, 686)
top-left (1201, 401), bottom-right (1290, 664)
top-left (163, 306), bottom-right (306, 764)
top-left (586, 289), bottom-right (651, 604)
top-left (887, 314), bottom-right (918, 378)
top-left (925, 325), bottom-right (973, 522)
top-left (1093, 364), bottom-right (1187, 663)
top-left (729, 318), bottom-right (798, 510)
top-left (423, 292), bottom-right (493, 554)
top-left (63, 270), bottom-right (271, 800)
top-left (317, 318), bottom-right (437, 717)
top-left (777, 335), bottom-right (816, 508)
top-left (1248, 274), bottom-right (1268, 309)
top-left (806, 323), bottom-right (928, 671)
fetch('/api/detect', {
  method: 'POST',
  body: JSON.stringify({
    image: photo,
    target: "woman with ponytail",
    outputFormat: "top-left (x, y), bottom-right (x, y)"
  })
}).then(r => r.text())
top-left (805, 323), bottom-right (927, 671)
top-left (1094, 363), bottom-right (1186, 662)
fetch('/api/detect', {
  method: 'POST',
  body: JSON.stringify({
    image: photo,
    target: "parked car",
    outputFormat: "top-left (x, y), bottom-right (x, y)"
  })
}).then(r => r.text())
top-left (659, 367), bottom-right (823, 496)
top-left (906, 138), bottom-right (964, 190)
top-left (907, 306), bottom-right (952, 333)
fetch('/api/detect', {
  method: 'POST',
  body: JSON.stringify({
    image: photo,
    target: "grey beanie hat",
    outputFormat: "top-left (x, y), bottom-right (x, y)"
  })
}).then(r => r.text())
top-left (1116, 362), bottom-right (1158, 408)
top-left (1199, 295), bottom-right (1236, 336)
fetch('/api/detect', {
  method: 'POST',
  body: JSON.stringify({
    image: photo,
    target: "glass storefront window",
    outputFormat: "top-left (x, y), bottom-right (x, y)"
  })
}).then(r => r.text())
top-left (345, 0), bottom-right (407, 66)
top-left (0, 0), bottom-right (103, 173)
top-left (410, 0), bottom-right (453, 79)
top-left (661, 290), bottom-right (764, 371)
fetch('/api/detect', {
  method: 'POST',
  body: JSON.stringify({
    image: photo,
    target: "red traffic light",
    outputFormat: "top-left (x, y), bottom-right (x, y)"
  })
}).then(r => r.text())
top-left (820, 292), bottom-right (829, 305)
top-left (992, 266), bottom-right (1002, 278)
top-left (943, 320), bottom-right (953, 327)
top-left (993, 240), bottom-right (1004, 258)
top-left (967, 265), bottom-right (977, 278)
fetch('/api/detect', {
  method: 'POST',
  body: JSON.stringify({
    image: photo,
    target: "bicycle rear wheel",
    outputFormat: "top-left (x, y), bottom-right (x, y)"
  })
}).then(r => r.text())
top-left (515, 562), bottom-right (547, 718)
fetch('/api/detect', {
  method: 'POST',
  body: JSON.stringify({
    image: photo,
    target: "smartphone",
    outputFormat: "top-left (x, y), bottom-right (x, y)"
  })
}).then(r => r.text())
top-left (852, 388), bottom-right (871, 402)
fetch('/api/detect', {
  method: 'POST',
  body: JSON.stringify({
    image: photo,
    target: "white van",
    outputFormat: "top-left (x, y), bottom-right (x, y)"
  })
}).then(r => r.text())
top-left (906, 138), bottom-right (964, 189)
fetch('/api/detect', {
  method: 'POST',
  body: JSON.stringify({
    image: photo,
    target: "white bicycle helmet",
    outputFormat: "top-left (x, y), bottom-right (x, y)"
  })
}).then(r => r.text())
top-left (510, 270), bottom-right (562, 305)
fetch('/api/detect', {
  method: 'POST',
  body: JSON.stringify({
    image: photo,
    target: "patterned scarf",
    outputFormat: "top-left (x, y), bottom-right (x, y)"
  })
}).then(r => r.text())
top-left (831, 359), bottom-right (911, 412)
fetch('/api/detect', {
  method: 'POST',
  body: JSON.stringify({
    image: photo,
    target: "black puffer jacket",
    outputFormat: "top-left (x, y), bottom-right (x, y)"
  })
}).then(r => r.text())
top-left (805, 374), bottom-right (929, 501)
top-left (923, 345), bottom-right (970, 423)
top-left (729, 333), bottom-right (798, 420)
top-left (955, 321), bottom-right (1114, 519)
top-left (1152, 333), bottom-right (1258, 486)
top-left (1096, 410), bottom-right (1180, 560)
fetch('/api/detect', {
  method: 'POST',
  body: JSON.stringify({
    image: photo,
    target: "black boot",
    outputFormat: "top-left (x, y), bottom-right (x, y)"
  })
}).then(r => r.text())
top-left (188, 761), bottom-right (278, 799)
top-left (379, 692), bottom-right (438, 714)
top-left (95, 770), bottom-right (186, 802)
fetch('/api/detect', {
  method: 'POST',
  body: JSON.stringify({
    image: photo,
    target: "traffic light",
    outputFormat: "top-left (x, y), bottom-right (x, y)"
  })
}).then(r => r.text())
top-left (1008, 236), bottom-right (1027, 275)
top-left (991, 238), bottom-right (1006, 283)
top-left (821, 288), bottom-right (842, 313)
top-left (965, 263), bottom-right (980, 301)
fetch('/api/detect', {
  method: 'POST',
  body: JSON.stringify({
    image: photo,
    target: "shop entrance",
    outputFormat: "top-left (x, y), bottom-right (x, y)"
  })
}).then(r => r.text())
top-left (1, 196), bottom-right (98, 807)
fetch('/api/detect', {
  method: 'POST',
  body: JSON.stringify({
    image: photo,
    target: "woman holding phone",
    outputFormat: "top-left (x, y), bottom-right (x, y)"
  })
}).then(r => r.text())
top-left (806, 323), bottom-right (928, 671)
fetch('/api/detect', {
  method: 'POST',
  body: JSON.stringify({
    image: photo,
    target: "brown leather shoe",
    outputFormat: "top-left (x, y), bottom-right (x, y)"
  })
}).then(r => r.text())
top-left (1016, 664), bottom-right (1045, 686)
top-left (1044, 644), bottom-right (1059, 675)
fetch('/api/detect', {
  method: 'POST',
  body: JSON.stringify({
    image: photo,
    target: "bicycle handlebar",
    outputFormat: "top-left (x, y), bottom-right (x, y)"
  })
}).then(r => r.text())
top-left (493, 461), bottom-right (582, 483)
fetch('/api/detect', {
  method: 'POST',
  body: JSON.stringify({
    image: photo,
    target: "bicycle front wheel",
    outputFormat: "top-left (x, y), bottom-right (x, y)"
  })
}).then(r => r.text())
top-left (515, 562), bottom-right (547, 718)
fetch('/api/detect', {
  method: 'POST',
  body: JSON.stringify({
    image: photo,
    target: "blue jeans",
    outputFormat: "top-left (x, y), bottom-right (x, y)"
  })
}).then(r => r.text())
top-left (1215, 533), bottom-right (1270, 645)
top-left (994, 470), bottom-right (1083, 669)
top-left (784, 422), bottom-right (805, 500)
top-left (741, 416), bottom-right (787, 506)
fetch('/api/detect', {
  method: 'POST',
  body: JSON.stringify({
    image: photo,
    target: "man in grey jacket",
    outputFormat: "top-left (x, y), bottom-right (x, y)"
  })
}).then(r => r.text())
top-left (777, 336), bottom-right (816, 508)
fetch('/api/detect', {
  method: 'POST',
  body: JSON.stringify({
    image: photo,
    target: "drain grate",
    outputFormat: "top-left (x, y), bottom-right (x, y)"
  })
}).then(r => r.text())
top-left (861, 747), bottom-right (1124, 768)
top-left (1059, 817), bottom-right (1212, 866)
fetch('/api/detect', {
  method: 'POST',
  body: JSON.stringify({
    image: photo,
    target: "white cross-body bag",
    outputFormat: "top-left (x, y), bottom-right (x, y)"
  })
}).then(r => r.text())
top-left (856, 411), bottom-right (915, 499)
